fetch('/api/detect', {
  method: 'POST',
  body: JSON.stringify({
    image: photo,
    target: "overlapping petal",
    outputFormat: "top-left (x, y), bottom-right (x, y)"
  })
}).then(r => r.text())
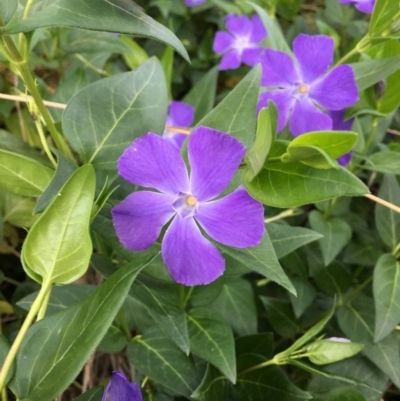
top-left (340, 0), bottom-right (375, 13)
top-left (338, 153), bottom-right (352, 166)
top-left (168, 101), bottom-right (194, 127)
top-left (310, 65), bottom-right (359, 110)
top-left (213, 31), bottom-right (235, 54)
top-left (118, 133), bottom-right (189, 195)
top-left (289, 98), bottom-right (332, 136)
top-left (258, 89), bottom-right (295, 132)
top-left (261, 50), bottom-right (299, 87)
top-left (226, 15), bottom-right (252, 37)
top-left (242, 47), bottom-right (264, 67)
top-left (250, 15), bottom-right (267, 43)
top-left (329, 110), bottom-right (354, 131)
top-left (112, 191), bottom-right (175, 251)
top-left (185, 0), bottom-right (206, 6)
top-left (219, 49), bottom-right (242, 70)
top-left (188, 127), bottom-right (245, 202)
top-left (196, 187), bottom-right (264, 248)
top-left (293, 34), bottom-right (334, 83)
top-left (162, 216), bottom-right (225, 285)
top-left (102, 372), bottom-right (142, 401)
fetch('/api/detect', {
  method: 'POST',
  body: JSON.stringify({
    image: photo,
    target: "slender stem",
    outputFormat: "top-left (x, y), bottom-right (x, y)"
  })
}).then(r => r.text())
top-left (363, 117), bottom-right (378, 155)
top-left (364, 194), bottom-right (400, 215)
top-left (335, 46), bottom-right (359, 66)
top-left (0, 280), bottom-right (52, 392)
top-left (74, 54), bottom-right (110, 76)
top-left (264, 208), bottom-right (300, 224)
top-left (117, 311), bottom-right (131, 341)
top-left (18, 0), bottom-right (36, 55)
top-left (266, 157), bottom-right (283, 163)
top-left (1, 387), bottom-right (8, 401)
top-left (36, 287), bottom-right (52, 321)
top-left (0, 36), bottom-right (73, 159)
top-left (340, 276), bottom-right (373, 306)
top-left (392, 242), bottom-right (400, 257)
top-left (34, 117), bottom-right (57, 168)
top-left (2, 277), bottom-right (20, 286)
top-left (22, 0), bottom-right (36, 20)
top-left (237, 357), bottom-right (279, 378)
top-left (183, 287), bottom-right (194, 308)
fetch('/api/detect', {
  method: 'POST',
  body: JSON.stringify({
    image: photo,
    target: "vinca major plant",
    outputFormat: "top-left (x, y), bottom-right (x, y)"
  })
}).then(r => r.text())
top-left (0, 0), bottom-right (400, 400)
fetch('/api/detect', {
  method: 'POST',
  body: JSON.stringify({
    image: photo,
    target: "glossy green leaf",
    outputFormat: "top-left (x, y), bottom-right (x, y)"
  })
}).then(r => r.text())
top-left (312, 388), bottom-right (366, 401)
top-left (244, 103), bottom-right (277, 181)
top-left (309, 211), bottom-right (352, 266)
top-left (211, 278), bottom-right (257, 336)
top-left (73, 387), bottom-right (103, 401)
top-left (197, 66), bottom-right (261, 149)
top-left (191, 364), bottom-right (229, 401)
top-left (373, 254), bottom-right (400, 342)
top-left (283, 145), bottom-right (339, 170)
top-left (183, 66), bottom-right (219, 124)
top-left (11, 257), bottom-right (155, 401)
top-left (63, 58), bottom-right (167, 169)
top-left (363, 151), bottom-right (400, 174)
top-left (369, 0), bottom-right (400, 38)
top-left (375, 175), bottom-right (400, 250)
top-left (0, 149), bottom-right (54, 197)
top-left (268, 223), bottom-right (323, 259)
top-left (0, 191), bottom-right (37, 228)
top-left (313, 262), bottom-right (353, 297)
top-left (6, 0), bottom-right (189, 61)
top-left (131, 276), bottom-right (189, 354)
top-left (127, 327), bottom-right (199, 398)
top-left (187, 307), bottom-right (236, 383)
top-left (22, 165), bottom-right (96, 284)
top-left (337, 294), bottom-right (400, 387)
top-left (0, 0), bottom-right (17, 24)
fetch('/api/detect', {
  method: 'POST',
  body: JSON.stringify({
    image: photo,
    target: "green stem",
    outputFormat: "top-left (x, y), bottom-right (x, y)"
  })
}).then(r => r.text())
top-left (37, 287), bottom-right (52, 321)
top-left (34, 117), bottom-right (57, 168)
top-left (335, 35), bottom-right (370, 66)
top-left (238, 355), bottom-right (281, 378)
top-left (182, 287), bottom-right (194, 308)
top-left (0, 280), bottom-right (52, 392)
top-left (266, 156), bottom-right (283, 163)
top-left (392, 242), bottom-right (400, 257)
top-left (265, 208), bottom-right (300, 224)
top-left (2, 277), bottom-right (20, 286)
top-left (0, 35), bottom-right (73, 159)
top-left (362, 117), bottom-right (378, 155)
top-left (117, 310), bottom-right (131, 341)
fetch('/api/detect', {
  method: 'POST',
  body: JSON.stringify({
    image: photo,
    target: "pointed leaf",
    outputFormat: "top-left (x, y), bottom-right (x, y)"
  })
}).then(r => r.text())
top-left (191, 364), bottom-right (229, 401)
top-left (363, 151), bottom-right (400, 175)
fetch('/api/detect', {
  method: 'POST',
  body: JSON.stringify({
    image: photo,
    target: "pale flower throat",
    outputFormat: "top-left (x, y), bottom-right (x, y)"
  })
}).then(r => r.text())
top-left (298, 84), bottom-right (309, 94)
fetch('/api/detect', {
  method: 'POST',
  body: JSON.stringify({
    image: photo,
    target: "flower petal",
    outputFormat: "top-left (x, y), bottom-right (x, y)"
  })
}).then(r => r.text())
top-left (289, 98), bottom-right (332, 137)
top-left (356, 0), bottom-right (375, 13)
top-left (185, 0), bottom-right (206, 6)
top-left (188, 126), bottom-right (245, 202)
top-left (226, 15), bottom-right (252, 37)
top-left (261, 49), bottom-right (299, 87)
top-left (329, 110), bottom-right (354, 131)
top-left (168, 101), bottom-right (195, 127)
top-left (213, 31), bottom-right (235, 54)
top-left (118, 133), bottom-right (189, 195)
top-left (196, 187), bottom-right (264, 248)
top-left (293, 34), bottom-right (334, 83)
top-left (250, 15), bottom-right (267, 44)
top-left (338, 153), bottom-right (352, 166)
top-left (103, 372), bottom-right (142, 401)
top-left (219, 49), bottom-right (242, 70)
top-left (242, 47), bottom-right (264, 67)
top-left (112, 191), bottom-right (175, 251)
top-left (258, 89), bottom-right (295, 133)
top-left (162, 216), bottom-right (225, 285)
top-left (310, 65), bottom-right (359, 110)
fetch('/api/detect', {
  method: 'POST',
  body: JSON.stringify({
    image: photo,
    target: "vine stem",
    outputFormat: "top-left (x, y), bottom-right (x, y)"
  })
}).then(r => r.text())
top-left (0, 280), bottom-right (52, 392)
top-left (34, 117), bottom-right (57, 167)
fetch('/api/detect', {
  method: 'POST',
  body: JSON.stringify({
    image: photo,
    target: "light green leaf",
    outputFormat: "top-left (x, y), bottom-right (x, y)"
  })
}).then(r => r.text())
top-left (369, 0), bottom-right (400, 38)
top-left (309, 211), bottom-right (352, 266)
top-left (378, 69), bottom-right (400, 114)
top-left (373, 254), bottom-right (400, 342)
top-left (127, 327), bottom-right (199, 398)
top-left (191, 364), bottom-right (229, 401)
top-left (63, 58), bottom-right (168, 170)
top-left (0, 191), bottom-right (37, 228)
top-left (197, 66), bottom-right (261, 149)
top-left (0, 0), bottom-right (18, 24)
top-left (0, 149), bottom-right (54, 197)
top-left (268, 223), bottom-right (323, 259)
top-left (6, 0), bottom-right (189, 61)
top-left (183, 66), bottom-right (219, 124)
top-left (375, 174), bottom-right (400, 250)
top-left (187, 307), bottom-right (236, 383)
top-left (161, 45), bottom-right (174, 99)
top-left (282, 145), bottom-right (339, 170)
top-left (121, 37), bottom-right (149, 70)
top-left (363, 151), bottom-right (400, 175)
top-left (11, 257), bottom-right (155, 401)
top-left (22, 165), bottom-right (95, 284)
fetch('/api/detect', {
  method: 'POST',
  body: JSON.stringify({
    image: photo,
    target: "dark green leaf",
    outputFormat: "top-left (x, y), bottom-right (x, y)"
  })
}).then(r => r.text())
top-left (363, 151), bottom-right (400, 174)
top-left (313, 262), bottom-right (353, 297)
top-left (73, 387), bottom-right (103, 401)
top-left (97, 325), bottom-right (127, 353)
top-left (312, 388), bottom-right (366, 401)
top-left (235, 333), bottom-right (274, 360)
top-left (289, 277), bottom-right (317, 318)
top-left (191, 364), bottom-right (229, 401)
top-left (0, 334), bottom-right (14, 385)
top-left (369, 0), bottom-right (400, 38)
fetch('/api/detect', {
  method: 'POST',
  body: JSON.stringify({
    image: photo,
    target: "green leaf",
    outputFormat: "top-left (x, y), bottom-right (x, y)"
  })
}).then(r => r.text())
top-left (22, 165), bottom-right (96, 284)
top-left (11, 257), bottom-right (155, 401)
top-left (191, 364), bottom-right (229, 401)
top-left (187, 307), bottom-right (236, 383)
top-left (378, 68), bottom-right (400, 114)
top-left (131, 276), bottom-right (190, 354)
top-left (268, 223), bottom-right (323, 259)
top-left (312, 388), bottom-right (366, 401)
top-left (211, 278), bottom-right (257, 336)
top-left (363, 151), bottom-right (400, 175)
top-left (282, 145), bottom-right (339, 170)
top-left (0, 149), bottom-right (54, 197)
top-left (218, 230), bottom-right (295, 294)
top-left (127, 327), bottom-right (199, 398)
top-left (235, 333), bottom-right (274, 360)
top-left (375, 175), bottom-right (400, 250)
top-left (244, 103), bottom-right (277, 181)
top-left (373, 254), bottom-right (400, 342)
top-left (6, 0), bottom-right (189, 62)
top-left (63, 58), bottom-right (167, 170)
top-left (183, 66), bottom-right (219, 124)
top-left (0, 0), bottom-right (18, 24)
top-left (289, 277), bottom-right (317, 318)
top-left (73, 387), bottom-right (103, 401)
top-left (0, 191), bottom-right (37, 228)
top-left (309, 211), bottom-right (352, 266)
top-left (34, 150), bottom-right (78, 214)
top-left (197, 66), bottom-right (261, 149)
top-left (234, 366), bottom-right (312, 401)
top-left (161, 46), bottom-right (174, 99)
top-left (121, 37), bottom-right (149, 70)
top-left (369, 0), bottom-right (400, 38)
top-left (0, 334), bottom-right (14, 385)
top-left (313, 262), bottom-right (353, 297)
top-left (97, 325), bottom-right (127, 353)
top-left (337, 294), bottom-right (400, 387)
top-left (351, 55), bottom-right (400, 91)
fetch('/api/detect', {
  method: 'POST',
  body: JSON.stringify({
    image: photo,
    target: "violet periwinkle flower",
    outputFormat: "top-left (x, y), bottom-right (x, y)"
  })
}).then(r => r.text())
top-left (185, 0), bottom-right (207, 6)
top-left (163, 101), bottom-right (194, 150)
top-left (339, 0), bottom-right (376, 13)
top-left (102, 371), bottom-right (142, 401)
top-left (213, 14), bottom-right (267, 70)
top-left (258, 34), bottom-right (359, 137)
top-left (329, 110), bottom-right (354, 166)
top-left (112, 127), bottom-right (264, 286)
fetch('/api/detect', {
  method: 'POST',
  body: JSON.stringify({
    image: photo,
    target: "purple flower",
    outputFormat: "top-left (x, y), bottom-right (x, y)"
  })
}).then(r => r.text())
top-left (258, 34), bottom-right (359, 137)
top-left (213, 14), bottom-right (267, 70)
top-left (339, 0), bottom-right (375, 13)
top-left (163, 101), bottom-right (194, 150)
top-left (185, 0), bottom-right (207, 6)
top-left (102, 371), bottom-right (142, 401)
top-left (112, 127), bottom-right (264, 286)
top-left (330, 110), bottom-right (354, 166)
